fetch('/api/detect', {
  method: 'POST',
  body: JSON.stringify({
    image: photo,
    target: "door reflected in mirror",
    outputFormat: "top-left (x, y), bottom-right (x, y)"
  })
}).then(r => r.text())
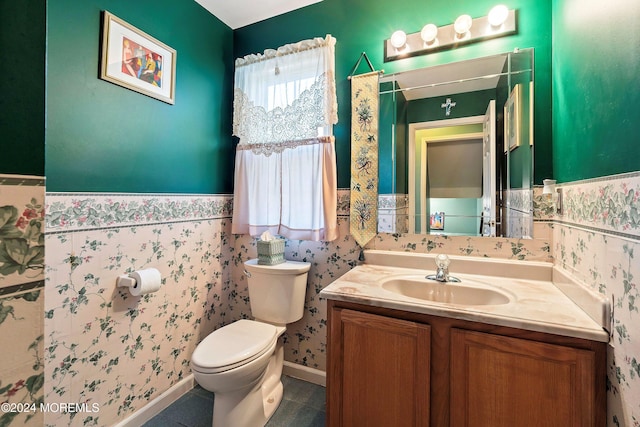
top-left (377, 49), bottom-right (534, 239)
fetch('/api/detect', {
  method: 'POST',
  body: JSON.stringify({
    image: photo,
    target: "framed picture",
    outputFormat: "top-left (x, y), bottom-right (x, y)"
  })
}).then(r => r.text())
top-left (504, 83), bottom-right (522, 151)
top-left (430, 212), bottom-right (445, 230)
top-left (100, 11), bottom-right (176, 104)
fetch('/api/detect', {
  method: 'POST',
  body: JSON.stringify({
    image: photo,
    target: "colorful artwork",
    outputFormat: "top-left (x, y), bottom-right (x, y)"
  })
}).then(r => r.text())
top-left (122, 37), bottom-right (163, 88)
top-left (430, 212), bottom-right (445, 230)
top-left (100, 11), bottom-right (176, 104)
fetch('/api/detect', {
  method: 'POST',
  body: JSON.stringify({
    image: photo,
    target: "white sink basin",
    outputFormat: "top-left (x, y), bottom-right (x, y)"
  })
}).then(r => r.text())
top-left (381, 276), bottom-right (512, 306)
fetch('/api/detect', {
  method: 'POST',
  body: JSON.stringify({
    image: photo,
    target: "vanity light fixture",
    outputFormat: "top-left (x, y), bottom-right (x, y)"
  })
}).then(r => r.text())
top-left (488, 4), bottom-right (509, 27)
top-left (384, 5), bottom-right (517, 62)
top-left (542, 179), bottom-right (556, 195)
top-left (420, 23), bottom-right (438, 45)
top-left (454, 14), bottom-right (473, 37)
top-left (390, 30), bottom-right (407, 50)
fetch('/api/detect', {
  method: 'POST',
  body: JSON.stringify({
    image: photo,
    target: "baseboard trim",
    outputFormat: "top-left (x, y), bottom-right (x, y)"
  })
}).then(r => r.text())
top-left (283, 361), bottom-right (326, 387)
top-left (113, 374), bottom-right (195, 427)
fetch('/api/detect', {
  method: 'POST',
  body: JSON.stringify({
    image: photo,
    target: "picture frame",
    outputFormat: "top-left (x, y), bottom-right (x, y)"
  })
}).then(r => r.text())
top-left (504, 83), bottom-right (522, 151)
top-left (529, 81), bottom-right (534, 146)
top-left (430, 212), bottom-right (445, 230)
top-left (100, 11), bottom-right (176, 104)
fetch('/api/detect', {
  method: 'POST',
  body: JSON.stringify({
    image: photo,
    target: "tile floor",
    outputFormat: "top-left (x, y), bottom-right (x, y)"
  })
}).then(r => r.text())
top-left (143, 375), bottom-right (326, 427)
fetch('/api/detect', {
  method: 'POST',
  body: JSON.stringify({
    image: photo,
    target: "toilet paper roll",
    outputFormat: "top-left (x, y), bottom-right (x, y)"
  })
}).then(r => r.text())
top-left (129, 268), bottom-right (162, 296)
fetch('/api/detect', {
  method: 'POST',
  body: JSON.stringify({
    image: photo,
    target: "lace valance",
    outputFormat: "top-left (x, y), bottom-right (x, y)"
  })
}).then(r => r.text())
top-left (233, 72), bottom-right (336, 145)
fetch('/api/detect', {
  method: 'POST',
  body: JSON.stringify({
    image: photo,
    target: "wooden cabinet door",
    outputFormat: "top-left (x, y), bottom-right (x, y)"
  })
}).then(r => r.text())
top-left (327, 308), bottom-right (431, 427)
top-left (450, 328), bottom-right (598, 427)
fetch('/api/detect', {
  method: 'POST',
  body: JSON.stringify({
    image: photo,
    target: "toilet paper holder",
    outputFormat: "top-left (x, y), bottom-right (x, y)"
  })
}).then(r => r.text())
top-left (116, 268), bottom-right (162, 296)
top-left (116, 274), bottom-right (137, 290)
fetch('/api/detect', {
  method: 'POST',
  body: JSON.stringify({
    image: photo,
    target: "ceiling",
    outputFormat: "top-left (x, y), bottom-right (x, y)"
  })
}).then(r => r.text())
top-left (380, 54), bottom-right (508, 100)
top-left (193, 1), bottom-right (507, 99)
top-left (195, 0), bottom-right (322, 29)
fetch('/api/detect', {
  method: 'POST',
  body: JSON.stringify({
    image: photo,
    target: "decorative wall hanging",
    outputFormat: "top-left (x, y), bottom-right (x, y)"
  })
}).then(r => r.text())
top-left (441, 98), bottom-right (457, 116)
top-left (349, 61), bottom-right (381, 247)
top-left (100, 11), bottom-right (177, 104)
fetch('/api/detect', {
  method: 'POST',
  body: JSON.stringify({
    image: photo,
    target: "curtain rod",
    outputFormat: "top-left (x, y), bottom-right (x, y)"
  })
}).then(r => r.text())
top-left (235, 35), bottom-right (335, 67)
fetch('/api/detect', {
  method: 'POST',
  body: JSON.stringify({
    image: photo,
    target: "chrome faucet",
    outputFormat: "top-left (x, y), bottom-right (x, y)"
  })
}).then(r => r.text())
top-left (426, 254), bottom-right (461, 283)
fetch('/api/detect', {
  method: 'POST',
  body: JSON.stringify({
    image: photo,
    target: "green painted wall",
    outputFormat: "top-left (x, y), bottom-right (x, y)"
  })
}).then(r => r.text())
top-left (46, 0), bottom-right (234, 193)
top-left (379, 83), bottom-right (396, 194)
top-left (234, 0), bottom-right (552, 188)
top-left (508, 81), bottom-right (533, 188)
top-left (22, 0), bottom-right (633, 193)
top-left (0, 0), bottom-right (46, 176)
top-left (407, 89), bottom-right (496, 123)
top-left (552, 0), bottom-right (640, 182)
top-left (395, 89), bottom-right (408, 194)
top-left (379, 82), bottom-right (408, 194)
top-left (397, 90), bottom-right (494, 195)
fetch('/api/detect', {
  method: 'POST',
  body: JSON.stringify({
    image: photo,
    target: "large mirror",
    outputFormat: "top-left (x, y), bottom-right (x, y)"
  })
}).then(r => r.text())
top-left (377, 49), bottom-right (534, 238)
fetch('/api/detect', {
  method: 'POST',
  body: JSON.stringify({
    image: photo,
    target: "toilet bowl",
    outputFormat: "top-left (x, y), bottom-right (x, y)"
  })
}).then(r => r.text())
top-left (191, 259), bottom-right (310, 427)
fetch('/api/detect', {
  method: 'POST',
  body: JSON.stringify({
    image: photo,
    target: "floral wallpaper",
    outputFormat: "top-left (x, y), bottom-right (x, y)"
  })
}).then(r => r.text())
top-left (0, 290), bottom-right (44, 427)
top-left (0, 175), bottom-right (45, 288)
top-left (505, 187), bottom-right (534, 239)
top-left (0, 175), bottom-right (45, 427)
top-left (13, 171), bottom-right (636, 427)
top-left (551, 172), bottom-right (640, 427)
top-left (378, 194), bottom-right (408, 234)
top-left (44, 194), bottom-right (234, 426)
top-left (39, 190), bottom-right (552, 427)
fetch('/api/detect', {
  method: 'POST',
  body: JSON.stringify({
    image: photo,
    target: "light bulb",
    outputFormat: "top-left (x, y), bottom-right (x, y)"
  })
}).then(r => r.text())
top-left (488, 5), bottom-right (509, 27)
top-left (420, 24), bottom-right (438, 43)
top-left (390, 30), bottom-right (407, 49)
top-left (454, 14), bottom-right (473, 35)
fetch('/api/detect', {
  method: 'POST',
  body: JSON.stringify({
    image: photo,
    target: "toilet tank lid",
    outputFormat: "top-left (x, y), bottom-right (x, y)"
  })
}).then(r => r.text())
top-left (192, 320), bottom-right (277, 369)
top-left (244, 259), bottom-right (311, 274)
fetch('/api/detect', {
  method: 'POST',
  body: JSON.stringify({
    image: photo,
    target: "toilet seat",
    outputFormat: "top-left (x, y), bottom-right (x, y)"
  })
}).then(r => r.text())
top-left (191, 320), bottom-right (277, 374)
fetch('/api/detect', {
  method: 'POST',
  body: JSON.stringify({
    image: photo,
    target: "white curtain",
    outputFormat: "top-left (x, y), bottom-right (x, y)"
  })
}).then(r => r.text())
top-left (231, 35), bottom-right (338, 241)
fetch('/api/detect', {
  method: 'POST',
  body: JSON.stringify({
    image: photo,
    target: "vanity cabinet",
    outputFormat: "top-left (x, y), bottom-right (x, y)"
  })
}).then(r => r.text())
top-left (327, 308), bottom-right (431, 427)
top-left (450, 329), bottom-right (601, 427)
top-left (326, 300), bottom-right (607, 427)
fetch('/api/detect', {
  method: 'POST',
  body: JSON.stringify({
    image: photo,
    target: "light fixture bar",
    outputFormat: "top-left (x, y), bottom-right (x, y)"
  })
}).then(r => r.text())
top-left (384, 9), bottom-right (517, 62)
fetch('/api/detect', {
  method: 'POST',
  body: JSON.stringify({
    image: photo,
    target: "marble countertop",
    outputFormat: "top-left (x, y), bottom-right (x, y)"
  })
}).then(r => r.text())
top-left (320, 256), bottom-right (610, 343)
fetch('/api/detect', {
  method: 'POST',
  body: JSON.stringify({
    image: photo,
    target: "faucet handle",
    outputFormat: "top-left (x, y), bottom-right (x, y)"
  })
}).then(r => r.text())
top-left (435, 254), bottom-right (451, 270)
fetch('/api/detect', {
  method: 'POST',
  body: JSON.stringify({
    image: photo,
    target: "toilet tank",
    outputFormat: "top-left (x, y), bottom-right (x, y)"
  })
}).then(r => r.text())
top-left (244, 259), bottom-right (311, 325)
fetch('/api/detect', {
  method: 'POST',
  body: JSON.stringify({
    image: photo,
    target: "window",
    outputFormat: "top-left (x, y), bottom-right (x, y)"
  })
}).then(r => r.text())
top-left (231, 35), bottom-right (338, 241)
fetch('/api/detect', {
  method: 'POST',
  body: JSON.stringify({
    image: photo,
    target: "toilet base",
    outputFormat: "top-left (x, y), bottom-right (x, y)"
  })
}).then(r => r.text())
top-left (211, 341), bottom-right (285, 427)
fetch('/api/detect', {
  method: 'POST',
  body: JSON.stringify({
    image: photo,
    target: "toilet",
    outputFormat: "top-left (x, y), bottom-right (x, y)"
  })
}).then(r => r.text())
top-left (191, 258), bottom-right (311, 427)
